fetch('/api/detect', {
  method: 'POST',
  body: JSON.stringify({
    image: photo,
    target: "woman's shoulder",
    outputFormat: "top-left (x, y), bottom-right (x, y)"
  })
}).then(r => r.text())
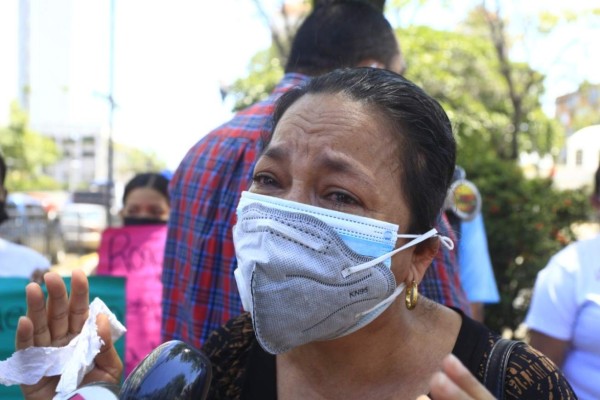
top-left (202, 313), bottom-right (256, 399)
top-left (455, 313), bottom-right (576, 399)
top-left (503, 341), bottom-right (576, 399)
top-left (203, 312), bottom-right (254, 355)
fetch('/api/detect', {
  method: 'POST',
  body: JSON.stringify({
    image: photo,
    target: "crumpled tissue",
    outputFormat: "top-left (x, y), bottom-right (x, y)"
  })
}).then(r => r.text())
top-left (0, 297), bottom-right (126, 399)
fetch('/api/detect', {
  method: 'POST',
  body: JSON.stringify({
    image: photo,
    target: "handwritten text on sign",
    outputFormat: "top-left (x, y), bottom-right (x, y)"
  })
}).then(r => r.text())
top-left (96, 224), bottom-right (167, 376)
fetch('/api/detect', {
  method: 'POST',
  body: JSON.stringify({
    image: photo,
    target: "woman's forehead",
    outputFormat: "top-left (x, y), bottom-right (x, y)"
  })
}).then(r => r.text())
top-left (273, 93), bottom-right (392, 139)
top-left (267, 93), bottom-right (402, 183)
top-left (125, 187), bottom-right (168, 204)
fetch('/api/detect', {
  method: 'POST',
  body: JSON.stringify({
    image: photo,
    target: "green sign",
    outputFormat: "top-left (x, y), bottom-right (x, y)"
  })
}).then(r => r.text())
top-left (0, 276), bottom-right (126, 399)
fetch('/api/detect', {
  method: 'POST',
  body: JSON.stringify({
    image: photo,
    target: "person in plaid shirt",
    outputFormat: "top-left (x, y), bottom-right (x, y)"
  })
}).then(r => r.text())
top-left (162, 0), bottom-right (470, 350)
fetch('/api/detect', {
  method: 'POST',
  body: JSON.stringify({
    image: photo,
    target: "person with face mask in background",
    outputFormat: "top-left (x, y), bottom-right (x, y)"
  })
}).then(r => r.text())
top-left (12, 68), bottom-right (576, 400)
top-left (88, 171), bottom-right (171, 276)
top-left (119, 172), bottom-right (170, 226)
top-left (94, 172), bottom-right (171, 374)
top-left (0, 152), bottom-right (50, 282)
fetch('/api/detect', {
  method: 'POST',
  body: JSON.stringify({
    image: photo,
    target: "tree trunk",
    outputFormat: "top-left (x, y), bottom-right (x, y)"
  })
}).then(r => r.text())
top-left (482, 1), bottom-right (535, 160)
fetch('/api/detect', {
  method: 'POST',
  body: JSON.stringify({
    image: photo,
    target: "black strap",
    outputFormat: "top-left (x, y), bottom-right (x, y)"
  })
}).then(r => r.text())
top-left (483, 338), bottom-right (521, 399)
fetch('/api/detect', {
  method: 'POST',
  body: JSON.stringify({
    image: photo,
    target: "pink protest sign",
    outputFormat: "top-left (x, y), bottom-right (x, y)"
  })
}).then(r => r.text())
top-left (96, 224), bottom-right (167, 376)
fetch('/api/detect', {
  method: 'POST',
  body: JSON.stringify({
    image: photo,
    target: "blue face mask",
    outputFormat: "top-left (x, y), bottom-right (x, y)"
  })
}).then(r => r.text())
top-left (236, 191), bottom-right (451, 268)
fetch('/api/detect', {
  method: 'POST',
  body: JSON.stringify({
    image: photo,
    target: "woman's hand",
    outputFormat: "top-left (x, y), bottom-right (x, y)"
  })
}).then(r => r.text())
top-left (15, 270), bottom-right (123, 400)
top-left (417, 354), bottom-right (495, 400)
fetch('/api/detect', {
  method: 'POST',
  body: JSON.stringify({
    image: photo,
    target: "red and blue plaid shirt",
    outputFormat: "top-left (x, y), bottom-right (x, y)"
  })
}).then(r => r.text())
top-left (162, 73), bottom-right (469, 350)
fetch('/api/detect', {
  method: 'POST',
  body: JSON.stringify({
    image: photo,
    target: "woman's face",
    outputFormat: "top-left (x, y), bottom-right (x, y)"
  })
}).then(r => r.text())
top-left (121, 187), bottom-right (170, 221)
top-left (251, 92), bottom-right (410, 233)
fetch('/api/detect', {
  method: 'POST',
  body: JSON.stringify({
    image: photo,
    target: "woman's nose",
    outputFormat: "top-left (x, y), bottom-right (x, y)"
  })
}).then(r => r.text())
top-left (280, 185), bottom-right (313, 207)
top-left (135, 211), bottom-right (155, 219)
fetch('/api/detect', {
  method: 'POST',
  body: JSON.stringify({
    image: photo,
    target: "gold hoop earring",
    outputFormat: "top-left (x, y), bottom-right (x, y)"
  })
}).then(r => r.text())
top-left (405, 280), bottom-right (418, 310)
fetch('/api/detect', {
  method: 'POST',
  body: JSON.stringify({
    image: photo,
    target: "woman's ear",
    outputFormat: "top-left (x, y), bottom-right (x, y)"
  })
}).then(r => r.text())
top-left (409, 237), bottom-right (441, 283)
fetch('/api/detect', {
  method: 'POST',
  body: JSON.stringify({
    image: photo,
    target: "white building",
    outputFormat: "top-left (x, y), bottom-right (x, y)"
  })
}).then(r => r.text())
top-left (553, 125), bottom-right (600, 190)
top-left (565, 125), bottom-right (600, 170)
top-left (16, 0), bottom-right (110, 189)
top-left (43, 126), bottom-right (109, 192)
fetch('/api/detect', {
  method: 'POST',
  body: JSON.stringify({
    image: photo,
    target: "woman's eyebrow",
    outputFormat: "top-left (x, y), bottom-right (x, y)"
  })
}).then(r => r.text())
top-left (319, 155), bottom-right (354, 173)
top-left (317, 154), bottom-right (377, 189)
top-left (261, 145), bottom-right (288, 162)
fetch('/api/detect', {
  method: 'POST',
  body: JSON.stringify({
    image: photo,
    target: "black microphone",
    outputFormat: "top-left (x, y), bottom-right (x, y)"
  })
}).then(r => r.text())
top-left (119, 340), bottom-right (212, 400)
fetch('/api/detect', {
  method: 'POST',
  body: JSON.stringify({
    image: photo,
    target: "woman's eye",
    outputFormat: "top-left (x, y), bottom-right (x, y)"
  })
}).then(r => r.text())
top-left (330, 192), bottom-right (359, 206)
top-left (252, 174), bottom-right (279, 187)
top-left (125, 207), bottom-right (140, 216)
top-left (150, 207), bottom-right (164, 217)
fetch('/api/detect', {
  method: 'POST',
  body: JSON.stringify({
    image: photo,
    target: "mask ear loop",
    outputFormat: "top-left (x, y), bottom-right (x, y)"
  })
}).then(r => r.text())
top-left (341, 228), bottom-right (454, 278)
top-left (438, 234), bottom-right (454, 250)
top-left (355, 282), bottom-right (407, 318)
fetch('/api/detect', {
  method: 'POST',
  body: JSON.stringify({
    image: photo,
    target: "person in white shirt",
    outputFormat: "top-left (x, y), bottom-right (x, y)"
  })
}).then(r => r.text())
top-left (0, 152), bottom-right (50, 281)
top-left (525, 164), bottom-right (600, 400)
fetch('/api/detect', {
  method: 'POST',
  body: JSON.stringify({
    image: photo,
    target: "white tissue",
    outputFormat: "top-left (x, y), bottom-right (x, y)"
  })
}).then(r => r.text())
top-left (0, 297), bottom-right (126, 399)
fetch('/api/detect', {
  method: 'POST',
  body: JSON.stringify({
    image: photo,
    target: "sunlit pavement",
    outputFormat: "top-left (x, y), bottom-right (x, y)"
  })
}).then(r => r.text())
top-left (51, 252), bottom-right (98, 276)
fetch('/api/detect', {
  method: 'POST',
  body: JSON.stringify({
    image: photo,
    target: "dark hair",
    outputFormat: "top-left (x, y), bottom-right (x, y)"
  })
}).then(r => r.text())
top-left (0, 153), bottom-right (5, 185)
top-left (285, 0), bottom-right (402, 75)
top-left (267, 67), bottom-right (456, 232)
top-left (122, 173), bottom-right (170, 205)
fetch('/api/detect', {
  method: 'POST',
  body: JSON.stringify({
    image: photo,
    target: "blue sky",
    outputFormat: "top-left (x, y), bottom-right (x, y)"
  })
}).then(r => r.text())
top-left (0, 0), bottom-right (599, 169)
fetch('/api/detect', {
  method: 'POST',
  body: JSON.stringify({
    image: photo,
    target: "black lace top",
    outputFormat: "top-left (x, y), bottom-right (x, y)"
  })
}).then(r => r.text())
top-left (202, 311), bottom-right (576, 399)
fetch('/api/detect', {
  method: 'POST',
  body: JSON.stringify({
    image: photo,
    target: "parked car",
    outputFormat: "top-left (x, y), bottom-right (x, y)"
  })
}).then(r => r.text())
top-left (0, 193), bottom-right (65, 264)
top-left (60, 203), bottom-right (107, 252)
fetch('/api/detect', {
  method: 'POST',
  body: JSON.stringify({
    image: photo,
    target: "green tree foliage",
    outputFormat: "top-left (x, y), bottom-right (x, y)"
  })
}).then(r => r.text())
top-left (114, 143), bottom-right (167, 177)
top-left (464, 154), bottom-right (591, 333)
top-left (0, 102), bottom-right (61, 191)
top-left (569, 81), bottom-right (600, 132)
top-left (400, 25), bottom-right (589, 333)
top-left (229, 46), bottom-right (284, 112)
top-left (538, 7), bottom-right (600, 33)
top-left (398, 25), bottom-right (559, 162)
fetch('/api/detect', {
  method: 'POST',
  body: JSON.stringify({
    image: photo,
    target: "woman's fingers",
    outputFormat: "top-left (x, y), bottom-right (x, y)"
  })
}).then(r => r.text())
top-left (15, 316), bottom-right (34, 350)
top-left (68, 270), bottom-right (90, 335)
top-left (25, 282), bottom-right (51, 347)
top-left (44, 272), bottom-right (71, 345)
top-left (17, 271), bottom-right (122, 397)
top-left (25, 271), bottom-right (90, 348)
top-left (427, 354), bottom-right (496, 400)
top-left (429, 371), bottom-right (473, 400)
top-left (81, 314), bottom-right (123, 385)
top-left (441, 354), bottom-right (495, 400)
